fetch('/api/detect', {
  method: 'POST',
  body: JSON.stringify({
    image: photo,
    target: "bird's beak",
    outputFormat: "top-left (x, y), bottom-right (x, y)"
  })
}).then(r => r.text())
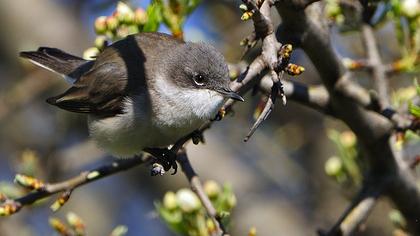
top-left (217, 87), bottom-right (244, 102)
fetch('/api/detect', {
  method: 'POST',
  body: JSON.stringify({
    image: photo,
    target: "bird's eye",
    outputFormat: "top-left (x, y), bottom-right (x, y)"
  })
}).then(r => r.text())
top-left (193, 74), bottom-right (205, 86)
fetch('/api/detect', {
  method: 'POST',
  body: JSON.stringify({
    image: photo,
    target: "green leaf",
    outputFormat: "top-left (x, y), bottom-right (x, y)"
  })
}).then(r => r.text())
top-left (409, 102), bottom-right (420, 118)
top-left (414, 78), bottom-right (420, 95)
top-left (187, 0), bottom-right (201, 14)
top-left (155, 202), bottom-right (186, 234)
top-left (143, 1), bottom-right (163, 32)
top-left (110, 225), bottom-right (128, 236)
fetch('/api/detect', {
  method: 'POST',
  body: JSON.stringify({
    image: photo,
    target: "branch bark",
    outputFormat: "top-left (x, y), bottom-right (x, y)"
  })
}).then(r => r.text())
top-left (177, 151), bottom-right (229, 236)
top-left (275, 1), bottom-right (420, 233)
top-left (0, 155), bottom-right (151, 215)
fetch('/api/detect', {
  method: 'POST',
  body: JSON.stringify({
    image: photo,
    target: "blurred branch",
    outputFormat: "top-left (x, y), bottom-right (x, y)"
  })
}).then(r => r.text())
top-left (361, 24), bottom-right (389, 106)
top-left (275, 1), bottom-right (420, 234)
top-left (0, 155), bottom-right (151, 215)
top-left (319, 183), bottom-right (382, 236)
top-left (177, 151), bottom-right (229, 236)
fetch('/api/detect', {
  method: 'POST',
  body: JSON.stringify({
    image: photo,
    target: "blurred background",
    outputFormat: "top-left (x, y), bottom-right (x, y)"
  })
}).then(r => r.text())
top-left (0, 0), bottom-right (415, 235)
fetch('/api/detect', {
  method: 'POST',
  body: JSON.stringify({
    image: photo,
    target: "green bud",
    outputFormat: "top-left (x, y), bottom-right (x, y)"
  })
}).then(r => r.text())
top-left (226, 193), bottom-right (237, 209)
top-left (325, 156), bottom-right (343, 177)
top-left (110, 225), bottom-right (128, 236)
top-left (389, 209), bottom-right (407, 229)
top-left (204, 180), bottom-right (221, 199)
top-left (134, 8), bottom-right (148, 25)
top-left (94, 36), bottom-right (108, 50)
top-left (249, 227), bottom-right (257, 236)
top-left (239, 4), bottom-right (248, 12)
top-left (116, 2), bottom-right (135, 24)
top-left (127, 25), bottom-right (139, 35)
top-left (339, 131), bottom-right (356, 148)
top-left (66, 212), bottom-right (85, 235)
top-left (163, 191), bottom-right (178, 210)
top-left (176, 188), bottom-right (201, 213)
top-left (401, 0), bottom-right (420, 18)
top-left (94, 16), bottom-right (108, 35)
top-left (116, 26), bottom-right (130, 39)
top-left (106, 16), bottom-right (119, 32)
top-left (83, 47), bottom-right (100, 60)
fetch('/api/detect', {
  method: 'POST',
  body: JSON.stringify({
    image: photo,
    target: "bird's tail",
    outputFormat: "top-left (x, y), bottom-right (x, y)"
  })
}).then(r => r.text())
top-left (19, 47), bottom-right (90, 83)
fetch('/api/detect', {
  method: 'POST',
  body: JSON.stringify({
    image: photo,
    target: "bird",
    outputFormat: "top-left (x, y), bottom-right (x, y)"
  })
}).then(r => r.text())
top-left (20, 32), bottom-right (243, 172)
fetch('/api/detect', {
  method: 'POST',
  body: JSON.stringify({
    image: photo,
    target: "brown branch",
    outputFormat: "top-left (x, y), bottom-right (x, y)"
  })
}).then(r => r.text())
top-left (361, 24), bottom-right (390, 106)
top-left (239, 0), bottom-right (298, 141)
top-left (177, 151), bottom-right (230, 236)
top-left (319, 184), bottom-right (382, 236)
top-left (275, 1), bottom-right (420, 234)
top-left (0, 155), bottom-right (151, 215)
top-left (259, 75), bottom-right (332, 114)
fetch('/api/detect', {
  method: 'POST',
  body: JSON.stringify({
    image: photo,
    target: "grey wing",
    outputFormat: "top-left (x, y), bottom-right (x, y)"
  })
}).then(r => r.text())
top-left (19, 47), bottom-right (93, 84)
top-left (46, 61), bottom-right (129, 116)
top-left (45, 33), bottom-right (176, 116)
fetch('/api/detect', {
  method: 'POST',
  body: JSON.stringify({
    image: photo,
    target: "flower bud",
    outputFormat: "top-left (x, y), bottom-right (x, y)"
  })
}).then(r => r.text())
top-left (116, 2), bottom-right (135, 24)
top-left (204, 180), bottom-right (221, 199)
top-left (401, 0), bottom-right (420, 18)
top-left (94, 36), bottom-right (108, 50)
top-left (241, 11), bottom-right (253, 21)
top-left (110, 225), bottom-right (128, 236)
top-left (67, 212), bottom-right (85, 235)
top-left (248, 227), bottom-right (257, 236)
top-left (325, 156), bottom-right (343, 177)
top-left (206, 218), bottom-right (216, 233)
top-left (94, 16), bottom-right (108, 34)
top-left (106, 16), bottom-right (119, 32)
top-left (176, 188), bottom-right (201, 213)
top-left (134, 8), bottom-right (148, 25)
top-left (83, 47), bottom-right (100, 60)
top-left (226, 193), bottom-right (237, 209)
top-left (340, 131), bottom-right (356, 148)
top-left (163, 191), bottom-right (178, 210)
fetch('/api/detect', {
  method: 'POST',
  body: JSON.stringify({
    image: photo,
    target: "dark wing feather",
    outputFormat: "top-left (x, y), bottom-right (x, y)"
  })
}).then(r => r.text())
top-left (47, 61), bottom-right (128, 115)
top-left (46, 33), bottom-right (184, 116)
top-left (19, 47), bottom-right (90, 78)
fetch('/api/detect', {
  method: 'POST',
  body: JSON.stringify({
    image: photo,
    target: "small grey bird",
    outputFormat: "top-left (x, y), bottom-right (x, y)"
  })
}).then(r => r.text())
top-left (20, 32), bottom-right (243, 170)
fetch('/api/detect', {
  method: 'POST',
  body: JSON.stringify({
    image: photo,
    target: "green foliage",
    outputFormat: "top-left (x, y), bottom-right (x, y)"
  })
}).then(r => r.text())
top-left (143, 2), bottom-right (163, 32)
top-left (326, 0), bottom-right (420, 72)
top-left (325, 130), bottom-right (363, 189)
top-left (387, 0), bottom-right (420, 72)
top-left (155, 181), bottom-right (236, 236)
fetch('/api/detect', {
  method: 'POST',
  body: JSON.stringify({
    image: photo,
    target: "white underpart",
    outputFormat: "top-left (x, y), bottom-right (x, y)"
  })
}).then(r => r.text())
top-left (28, 59), bottom-right (76, 84)
top-left (88, 75), bottom-right (225, 158)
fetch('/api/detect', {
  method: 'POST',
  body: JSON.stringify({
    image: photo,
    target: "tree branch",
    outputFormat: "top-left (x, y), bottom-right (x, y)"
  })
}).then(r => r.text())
top-left (361, 24), bottom-right (390, 106)
top-left (0, 155), bottom-right (151, 215)
top-left (259, 75), bottom-right (332, 114)
top-left (319, 183), bottom-right (382, 236)
top-left (275, 1), bottom-right (420, 233)
top-left (177, 150), bottom-right (229, 236)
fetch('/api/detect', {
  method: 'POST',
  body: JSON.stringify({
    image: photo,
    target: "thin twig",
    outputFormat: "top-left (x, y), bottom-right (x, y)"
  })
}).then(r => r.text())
top-left (0, 155), bottom-right (151, 215)
top-left (177, 151), bottom-right (230, 236)
top-left (361, 24), bottom-right (389, 106)
top-left (319, 185), bottom-right (382, 236)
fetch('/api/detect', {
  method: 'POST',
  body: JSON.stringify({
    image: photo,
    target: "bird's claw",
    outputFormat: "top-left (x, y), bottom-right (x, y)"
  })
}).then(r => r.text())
top-left (146, 148), bottom-right (178, 176)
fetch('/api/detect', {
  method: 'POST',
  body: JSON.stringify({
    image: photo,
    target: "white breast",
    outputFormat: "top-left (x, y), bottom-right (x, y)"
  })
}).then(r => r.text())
top-left (88, 77), bottom-right (225, 158)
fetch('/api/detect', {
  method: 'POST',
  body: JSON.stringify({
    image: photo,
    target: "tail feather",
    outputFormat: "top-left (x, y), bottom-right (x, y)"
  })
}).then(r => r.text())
top-left (19, 47), bottom-right (89, 82)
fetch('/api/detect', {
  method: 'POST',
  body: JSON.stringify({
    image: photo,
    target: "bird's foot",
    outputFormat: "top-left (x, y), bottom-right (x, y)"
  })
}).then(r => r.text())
top-left (191, 130), bottom-right (205, 145)
top-left (144, 148), bottom-right (178, 176)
